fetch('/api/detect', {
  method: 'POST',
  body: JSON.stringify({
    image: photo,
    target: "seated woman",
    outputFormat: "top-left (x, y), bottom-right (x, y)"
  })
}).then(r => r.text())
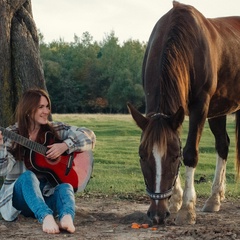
top-left (0, 89), bottom-right (96, 234)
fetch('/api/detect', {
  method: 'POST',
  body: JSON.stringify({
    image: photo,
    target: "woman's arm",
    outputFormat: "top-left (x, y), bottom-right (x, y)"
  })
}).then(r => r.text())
top-left (49, 122), bottom-right (96, 154)
top-left (0, 128), bottom-right (17, 176)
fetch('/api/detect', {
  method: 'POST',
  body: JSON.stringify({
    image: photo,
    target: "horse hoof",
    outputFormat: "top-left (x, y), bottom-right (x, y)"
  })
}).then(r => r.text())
top-left (175, 209), bottom-right (196, 225)
top-left (202, 202), bottom-right (220, 212)
top-left (202, 195), bottom-right (221, 212)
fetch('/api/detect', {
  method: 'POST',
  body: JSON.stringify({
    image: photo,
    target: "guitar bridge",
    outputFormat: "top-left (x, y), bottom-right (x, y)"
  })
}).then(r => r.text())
top-left (65, 154), bottom-right (74, 176)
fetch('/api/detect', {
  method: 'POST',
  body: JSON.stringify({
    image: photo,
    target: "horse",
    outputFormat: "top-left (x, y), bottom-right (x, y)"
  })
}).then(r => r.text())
top-left (128, 1), bottom-right (240, 225)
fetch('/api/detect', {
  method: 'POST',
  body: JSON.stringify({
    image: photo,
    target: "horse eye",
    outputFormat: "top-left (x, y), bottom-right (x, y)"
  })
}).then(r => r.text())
top-left (139, 149), bottom-right (145, 161)
top-left (173, 155), bottom-right (179, 162)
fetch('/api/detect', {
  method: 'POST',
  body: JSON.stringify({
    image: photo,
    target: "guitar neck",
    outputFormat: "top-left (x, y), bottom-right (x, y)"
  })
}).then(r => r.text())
top-left (0, 126), bottom-right (47, 156)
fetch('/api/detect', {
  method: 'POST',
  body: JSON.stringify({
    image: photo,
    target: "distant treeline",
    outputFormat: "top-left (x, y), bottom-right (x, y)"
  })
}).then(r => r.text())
top-left (39, 31), bottom-right (146, 113)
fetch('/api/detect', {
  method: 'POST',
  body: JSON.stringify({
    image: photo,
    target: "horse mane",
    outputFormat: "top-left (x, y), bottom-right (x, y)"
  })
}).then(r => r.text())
top-left (141, 2), bottom-right (206, 155)
top-left (141, 115), bottom-right (178, 157)
top-left (156, 2), bottom-right (203, 114)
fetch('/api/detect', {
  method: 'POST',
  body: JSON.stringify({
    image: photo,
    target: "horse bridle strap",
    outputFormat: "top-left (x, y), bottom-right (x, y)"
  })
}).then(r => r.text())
top-left (144, 112), bottom-right (183, 201)
top-left (146, 159), bottom-right (182, 201)
top-left (146, 187), bottom-right (173, 200)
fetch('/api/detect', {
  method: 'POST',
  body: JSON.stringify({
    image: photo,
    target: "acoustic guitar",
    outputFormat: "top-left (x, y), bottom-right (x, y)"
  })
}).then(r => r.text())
top-left (0, 126), bottom-right (93, 192)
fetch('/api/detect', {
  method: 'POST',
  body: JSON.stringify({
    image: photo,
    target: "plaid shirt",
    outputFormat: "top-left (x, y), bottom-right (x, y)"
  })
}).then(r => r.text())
top-left (0, 121), bottom-right (96, 221)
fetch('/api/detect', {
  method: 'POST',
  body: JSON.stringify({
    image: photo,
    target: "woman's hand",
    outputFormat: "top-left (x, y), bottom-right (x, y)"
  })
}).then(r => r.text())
top-left (46, 142), bottom-right (68, 159)
top-left (0, 131), bottom-right (3, 145)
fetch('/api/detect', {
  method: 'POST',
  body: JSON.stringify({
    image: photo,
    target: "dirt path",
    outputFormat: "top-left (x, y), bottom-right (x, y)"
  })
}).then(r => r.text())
top-left (1, 196), bottom-right (240, 240)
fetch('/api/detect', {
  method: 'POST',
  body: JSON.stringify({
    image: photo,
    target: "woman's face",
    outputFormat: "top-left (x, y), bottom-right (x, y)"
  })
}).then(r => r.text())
top-left (31, 96), bottom-right (50, 127)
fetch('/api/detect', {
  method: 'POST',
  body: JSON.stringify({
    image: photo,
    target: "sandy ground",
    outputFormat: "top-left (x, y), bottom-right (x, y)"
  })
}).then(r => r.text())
top-left (1, 195), bottom-right (240, 240)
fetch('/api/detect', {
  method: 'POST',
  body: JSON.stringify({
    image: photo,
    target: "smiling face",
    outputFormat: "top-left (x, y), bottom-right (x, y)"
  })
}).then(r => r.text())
top-left (30, 96), bottom-right (50, 128)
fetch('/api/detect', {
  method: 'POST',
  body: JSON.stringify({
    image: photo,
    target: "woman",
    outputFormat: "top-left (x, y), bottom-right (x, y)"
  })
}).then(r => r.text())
top-left (0, 89), bottom-right (96, 234)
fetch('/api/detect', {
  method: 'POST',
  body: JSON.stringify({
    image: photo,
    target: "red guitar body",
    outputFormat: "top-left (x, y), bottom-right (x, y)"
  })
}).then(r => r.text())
top-left (26, 132), bottom-right (93, 192)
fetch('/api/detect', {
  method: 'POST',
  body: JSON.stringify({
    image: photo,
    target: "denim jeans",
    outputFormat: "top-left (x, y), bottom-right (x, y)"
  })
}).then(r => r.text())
top-left (12, 170), bottom-right (75, 223)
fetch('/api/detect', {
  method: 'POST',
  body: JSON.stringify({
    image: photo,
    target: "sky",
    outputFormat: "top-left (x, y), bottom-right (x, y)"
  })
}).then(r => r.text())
top-left (31, 0), bottom-right (240, 44)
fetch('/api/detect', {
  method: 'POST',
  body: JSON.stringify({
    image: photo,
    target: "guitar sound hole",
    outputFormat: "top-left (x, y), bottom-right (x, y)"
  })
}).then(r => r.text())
top-left (48, 158), bottom-right (57, 162)
top-left (46, 156), bottom-right (61, 165)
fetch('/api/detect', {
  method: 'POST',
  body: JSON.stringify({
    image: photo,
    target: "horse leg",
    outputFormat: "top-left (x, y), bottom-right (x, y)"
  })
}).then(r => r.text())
top-left (169, 175), bottom-right (183, 214)
top-left (175, 166), bottom-right (196, 225)
top-left (202, 116), bottom-right (229, 212)
top-left (175, 100), bottom-right (209, 225)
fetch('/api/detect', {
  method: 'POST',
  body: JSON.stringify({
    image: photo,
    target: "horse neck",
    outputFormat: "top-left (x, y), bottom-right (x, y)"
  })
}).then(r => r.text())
top-left (145, 81), bottom-right (186, 116)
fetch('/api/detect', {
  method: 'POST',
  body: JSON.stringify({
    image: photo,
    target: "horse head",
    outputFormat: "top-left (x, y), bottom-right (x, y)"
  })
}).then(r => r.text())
top-left (127, 103), bottom-right (184, 224)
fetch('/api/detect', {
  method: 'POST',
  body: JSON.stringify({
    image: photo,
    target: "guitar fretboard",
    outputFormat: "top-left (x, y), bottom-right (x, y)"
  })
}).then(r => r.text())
top-left (0, 126), bottom-right (47, 156)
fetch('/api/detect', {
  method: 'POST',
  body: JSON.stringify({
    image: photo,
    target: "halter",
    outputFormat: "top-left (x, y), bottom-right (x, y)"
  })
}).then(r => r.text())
top-left (150, 112), bottom-right (170, 119)
top-left (146, 160), bottom-right (182, 200)
top-left (145, 112), bottom-right (183, 201)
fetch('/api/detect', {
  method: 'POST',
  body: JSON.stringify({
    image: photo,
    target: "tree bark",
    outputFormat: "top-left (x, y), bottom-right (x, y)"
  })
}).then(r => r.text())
top-left (0, 0), bottom-right (47, 127)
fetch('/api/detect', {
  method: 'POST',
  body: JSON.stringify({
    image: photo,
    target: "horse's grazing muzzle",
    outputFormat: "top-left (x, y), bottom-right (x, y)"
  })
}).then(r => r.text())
top-left (147, 209), bottom-right (170, 224)
top-left (147, 199), bottom-right (171, 224)
top-left (145, 186), bottom-right (174, 224)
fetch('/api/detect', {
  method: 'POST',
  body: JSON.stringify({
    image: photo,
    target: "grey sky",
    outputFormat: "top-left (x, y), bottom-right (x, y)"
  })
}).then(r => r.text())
top-left (31, 0), bottom-right (240, 43)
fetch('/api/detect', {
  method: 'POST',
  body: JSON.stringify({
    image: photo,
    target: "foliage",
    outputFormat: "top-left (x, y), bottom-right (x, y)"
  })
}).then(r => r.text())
top-left (39, 31), bottom-right (146, 113)
top-left (52, 114), bottom-right (240, 199)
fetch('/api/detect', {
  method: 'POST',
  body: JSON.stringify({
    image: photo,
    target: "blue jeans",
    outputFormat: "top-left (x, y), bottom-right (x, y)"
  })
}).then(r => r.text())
top-left (12, 170), bottom-right (75, 223)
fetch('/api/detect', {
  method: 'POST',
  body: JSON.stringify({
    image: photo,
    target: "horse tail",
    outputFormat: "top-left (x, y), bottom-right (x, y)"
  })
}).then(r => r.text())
top-left (235, 110), bottom-right (240, 179)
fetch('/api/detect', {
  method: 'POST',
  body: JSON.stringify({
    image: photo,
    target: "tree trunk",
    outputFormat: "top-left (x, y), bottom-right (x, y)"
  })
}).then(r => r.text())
top-left (0, 0), bottom-right (47, 127)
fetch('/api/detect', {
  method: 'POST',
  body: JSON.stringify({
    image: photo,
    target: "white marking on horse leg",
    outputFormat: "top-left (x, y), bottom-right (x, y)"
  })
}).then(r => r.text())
top-left (202, 155), bottom-right (226, 212)
top-left (169, 175), bottom-right (183, 213)
top-left (175, 166), bottom-right (196, 225)
top-left (211, 155), bottom-right (226, 200)
top-left (183, 166), bottom-right (196, 207)
top-left (152, 144), bottom-right (163, 206)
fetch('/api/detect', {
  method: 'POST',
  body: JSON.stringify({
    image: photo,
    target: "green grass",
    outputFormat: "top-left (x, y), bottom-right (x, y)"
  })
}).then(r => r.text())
top-left (1, 114), bottom-right (238, 199)
top-left (52, 114), bottom-right (240, 199)
top-left (53, 114), bottom-right (145, 198)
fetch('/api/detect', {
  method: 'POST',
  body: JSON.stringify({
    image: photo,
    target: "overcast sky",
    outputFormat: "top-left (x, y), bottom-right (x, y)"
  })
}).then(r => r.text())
top-left (31, 0), bottom-right (240, 43)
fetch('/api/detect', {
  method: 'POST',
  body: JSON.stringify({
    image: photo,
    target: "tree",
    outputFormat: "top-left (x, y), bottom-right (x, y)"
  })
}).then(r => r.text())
top-left (0, 0), bottom-right (47, 126)
top-left (39, 31), bottom-right (146, 113)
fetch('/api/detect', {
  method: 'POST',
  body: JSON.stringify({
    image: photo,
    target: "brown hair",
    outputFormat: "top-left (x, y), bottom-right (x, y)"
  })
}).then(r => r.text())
top-left (14, 89), bottom-right (57, 161)
top-left (15, 89), bottom-right (52, 138)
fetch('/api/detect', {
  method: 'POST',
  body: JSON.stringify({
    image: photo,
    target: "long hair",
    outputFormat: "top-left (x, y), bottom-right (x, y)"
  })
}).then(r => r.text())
top-left (15, 89), bottom-right (52, 138)
top-left (14, 89), bottom-right (56, 160)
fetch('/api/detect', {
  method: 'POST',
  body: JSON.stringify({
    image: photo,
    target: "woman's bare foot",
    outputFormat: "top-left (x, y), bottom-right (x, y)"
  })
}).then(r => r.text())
top-left (59, 214), bottom-right (75, 233)
top-left (42, 215), bottom-right (60, 234)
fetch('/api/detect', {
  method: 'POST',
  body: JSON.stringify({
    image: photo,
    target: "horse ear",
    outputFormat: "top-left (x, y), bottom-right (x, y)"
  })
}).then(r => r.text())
top-left (170, 106), bottom-right (185, 131)
top-left (127, 102), bottom-right (148, 130)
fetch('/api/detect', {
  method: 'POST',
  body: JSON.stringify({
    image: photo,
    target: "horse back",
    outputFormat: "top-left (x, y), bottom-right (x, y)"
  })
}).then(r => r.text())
top-left (207, 16), bottom-right (240, 117)
top-left (143, 2), bottom-right (240, 117)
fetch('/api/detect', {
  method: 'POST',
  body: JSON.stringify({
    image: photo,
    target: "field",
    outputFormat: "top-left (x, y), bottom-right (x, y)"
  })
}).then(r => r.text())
top-left (1, 114), bottom-right (240, 239)
top-left (54, 113), bottom-right (240, 199)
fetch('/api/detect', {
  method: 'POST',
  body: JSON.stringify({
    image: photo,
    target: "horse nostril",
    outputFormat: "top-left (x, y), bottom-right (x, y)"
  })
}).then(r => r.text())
top-left (147, 209), bottom-right (170, 224)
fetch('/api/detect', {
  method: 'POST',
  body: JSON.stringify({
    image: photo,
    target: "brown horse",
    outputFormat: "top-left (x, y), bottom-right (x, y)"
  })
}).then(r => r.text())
top-left (128, 1), bottom-right (240, 225)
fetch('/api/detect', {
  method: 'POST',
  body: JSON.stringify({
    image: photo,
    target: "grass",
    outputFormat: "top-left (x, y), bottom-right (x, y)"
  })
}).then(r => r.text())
top-left (1, 114), bottom-right (239, 199)
top-left (52, 114), bottom-right (240, 200)
top-left (53, 114), bottom-right (144, 198)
